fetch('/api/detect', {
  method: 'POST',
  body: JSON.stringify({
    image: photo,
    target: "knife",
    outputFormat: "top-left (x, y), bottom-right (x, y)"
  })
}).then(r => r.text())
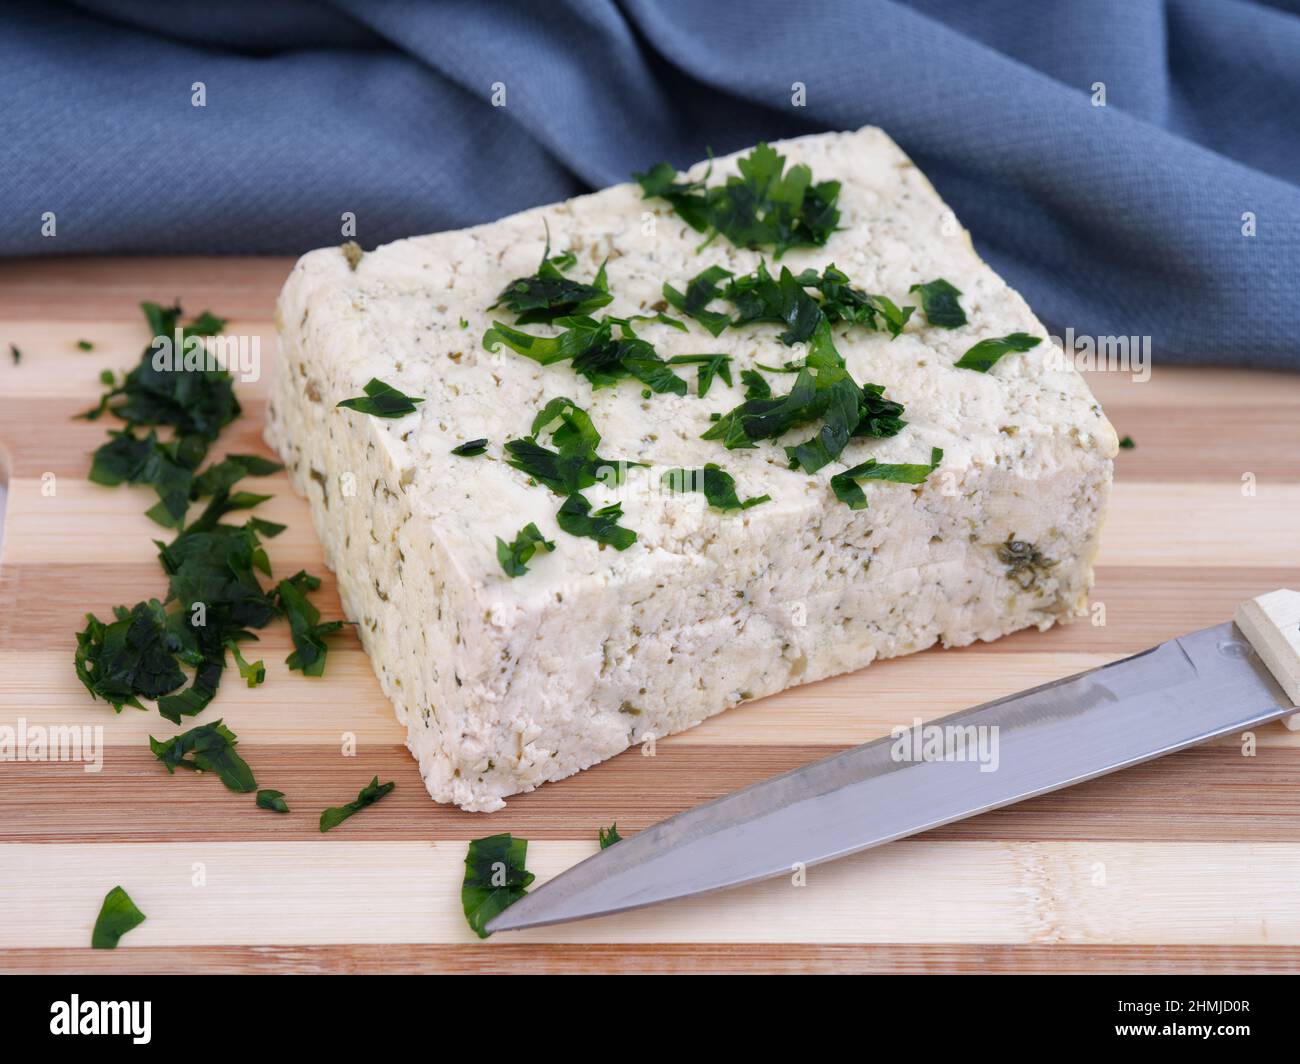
top-left (486, 589), bottom-right (1300, 933)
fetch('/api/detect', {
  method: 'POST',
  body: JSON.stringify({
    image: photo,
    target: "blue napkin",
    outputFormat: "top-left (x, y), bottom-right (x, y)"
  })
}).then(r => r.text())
top-left (3, 0), bottom-right (1297, 368)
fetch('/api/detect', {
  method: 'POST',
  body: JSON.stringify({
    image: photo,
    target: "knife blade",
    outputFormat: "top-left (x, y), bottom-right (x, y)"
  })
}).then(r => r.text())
top-left (487, 596), bottom-right (1300, 933)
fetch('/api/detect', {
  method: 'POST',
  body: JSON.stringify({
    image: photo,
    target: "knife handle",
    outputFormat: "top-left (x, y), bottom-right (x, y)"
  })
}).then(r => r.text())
top-left (1235, 589), bottom-right (1300, 729)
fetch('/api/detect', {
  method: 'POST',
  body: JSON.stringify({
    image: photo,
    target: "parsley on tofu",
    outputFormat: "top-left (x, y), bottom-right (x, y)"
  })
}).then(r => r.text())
top-left (497, 522), bottom-right (555, 577)
top-left (91, 886), bottom-right (146, 949)
top-left (635, 143), bottom-right (841, 257)
top-left (599, 823), bottom-right (622, 848)
top-left (490, 230), bottom-right (613, 324)
top-left (149, 720), bottom-right (256, 792)
top-left (662, 465), bottom-right (770, 511)
top-left (319, 775), bottom-right (395, 833)
top-left (830, 447), bottom-right (944, 510)
top-left (908, 279), bottom-right (967, 329)
top-left (955, 333), bottom-right (1041, 372)
top-left (667, 353), bottom-right (732, 396)
top-left (462, 833), bottom-right (535, 939)
top-left (451, 438), bottom-right (488, 456)
top-left (504, 397), bottom-right (637, 495)
top-left (337, 377), bottom-right (425, 418)
top-left (557, 493), bottom-right (637, 550)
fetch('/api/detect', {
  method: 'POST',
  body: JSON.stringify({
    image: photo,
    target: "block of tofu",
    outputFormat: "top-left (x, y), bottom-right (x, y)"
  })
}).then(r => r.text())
top-left (267, 125), bottom-right (1116, 811)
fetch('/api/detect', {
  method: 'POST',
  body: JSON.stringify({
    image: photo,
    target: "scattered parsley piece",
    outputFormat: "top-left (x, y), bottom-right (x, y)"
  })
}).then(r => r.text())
top-left (954, 333), bottom-right (1041, 372)
top-left (908, 279), bottom-right (966, 329)
top-left (831, 447), bottom-right (944, 510)
top-left (491, 230), bottom-right (613, 324)
top-left (337, 377), bottom-right (424, 418)
top-left (667, 353), bottom-right (732, 396)
top-left (504, 397), bottom-right (636, 495)
top-left (341, 241), bottom-right (363, 270)
top-left (740, 369), bottom-right (771, 399)
top-left (91, 886), bottom-right (146, 949)
top-left (1119, 435), bottom-right (1136, 449)
top-left (484, 315), bottom-right (689, 396)
top-left (462, 833), bottom-right (535, 939)
top-left (557, 493), bottom-right (637, 550)
top-left (319, 775), bottom-right (395, 833)
top-left (275, 571), bottom-right (344, 677)
top-left (496, 522), bottom-right (555, 577)
top-left (9, 343), bottom-right (19, 364)
top-left (599, 823), bottom-right (622, 848)
top-left (451, 438), bottom-right (488, 457)
top-left (459, 317), bottom-right (469, 329)
top-left (662, 465), bottom-right (770, 511)
top-left (256, 788), bottom-right (290, 813)
top-left (662, 265), bottom-right (734, 336)
top-left (149, 720), bottom-right (256, 792)
top-left (635, 143), bottom-right (841, 258)
top-left (227, 639), bottom-right (266, 687)
top-left (77, 339), bottom-right (95, 351)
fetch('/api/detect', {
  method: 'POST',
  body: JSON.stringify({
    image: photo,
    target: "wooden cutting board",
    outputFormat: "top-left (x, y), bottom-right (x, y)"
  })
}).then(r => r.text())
top-left (2, 258), bottom-right (1298, 974)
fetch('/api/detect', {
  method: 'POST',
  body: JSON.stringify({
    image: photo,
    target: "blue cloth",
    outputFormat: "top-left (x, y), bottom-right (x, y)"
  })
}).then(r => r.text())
top-left (3, 0), bottom-right (1298, 368)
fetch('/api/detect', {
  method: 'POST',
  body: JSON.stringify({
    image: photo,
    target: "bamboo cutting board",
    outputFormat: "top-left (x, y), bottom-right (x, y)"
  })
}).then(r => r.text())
top-left (2, 258), bottom-right (1299, 974)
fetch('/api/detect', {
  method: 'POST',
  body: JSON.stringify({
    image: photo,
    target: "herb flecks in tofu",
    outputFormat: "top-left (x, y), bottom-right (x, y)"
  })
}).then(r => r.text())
top-left (319, 775), bottom-right (395, 832)
top-left (635, 143), bottom-right (841, 258)
top-left (997, 536), bottom-right (1058, 590)
top-left (462, 833), bottom-right (535, 939)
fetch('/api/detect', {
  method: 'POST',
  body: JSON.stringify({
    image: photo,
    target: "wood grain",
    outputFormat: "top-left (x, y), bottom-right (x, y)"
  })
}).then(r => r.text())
top-left (1, 256), bottom-right (1298, 974)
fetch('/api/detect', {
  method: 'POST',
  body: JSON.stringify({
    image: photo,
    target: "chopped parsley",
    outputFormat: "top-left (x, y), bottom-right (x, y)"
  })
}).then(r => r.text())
top-left (557, 493), bottom-right (637, 550)
top-left (954, 333), bottom-right (1041, 372)
top-left (662, 465), bottom-right (770, 511)
top-left (9, 343), bottom-right (19, 364)
top-left (77, 339), bottom-right (95, 351)
top-left (319, 775), bottom-right (395, 832)
top-left (149, 720), bottom-right (256, 792)
top-left (831, 447), bottom-right (944, 510)
top-left (91, 886), bottom-right (146, 949)
top-left (504, 397), bottom-right (636, 495)
top-left (496, 522), bottom-right (554, 577)
top-left (667, 353), bottom-right (732, 397)
top-left (337, 377), bottom-right (425, 418)
top-left (908, 279), bottom-right (967, 329)
top-left (599, 823), bottom-right (622, 848)
top-left (484, 314), bottom-right (689, 396)
top-left (662, 265), bottom-right (733, 336)
top-left (462, 833), bottom-right (535, 939)
top-left (490, 230), bottom-right (613, 324)
top-left (74, 600), bottom-right (188, 713)
top-left (451, 438), bottom-right (488, 456)
top-left (997, 536), bottom-right (1058, 590)
top-left (1119, 435), bottom-right (1136, 449)
top-left (256, 788), bottom-right (290, 813)
top-left (275, 572), bottom-right (344, 677)
top-left (635, 143), bottom-right (841, 257)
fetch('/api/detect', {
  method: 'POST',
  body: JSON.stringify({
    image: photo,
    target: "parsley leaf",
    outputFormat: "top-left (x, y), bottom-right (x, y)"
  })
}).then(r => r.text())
top-left (91, 886), bottom-right (146, 949)
top-left (599, 823), bottom-right (622, 848)
top-left (320, 775), bottom-right (395, 833)
top-left (1119, 435), bottom-right (1136, 449)
top-left (274, 572), bottom-right (344, 677)
top-left (635, 143), bottom-right (841, 257)
top-left (667, 353), bottom-right (732, 397)
top-left (9, 343), bottom-right (19, 365)
top-left (504, 397), bottom-right (636, 495)
top-left (662, 465), bottom-right (770, 511)
top-left (462, 833), bottom-right (535, 939)
top-left (337, 377), bottom-right (425, 418)
top-left (496, 522), bottom-right (555, 577)
top-left (149, 719), bottom-right (256, 792)
top-left (74, 600), bottom-right (188, 712)
top-left (557, 493), bottom-right (637, 550)
top-left (831, 447), bottom-right (944, 510)
top-left (954, 333), bottom-right (1041, 372)
top-left (484, 315), bottom-right (689, 395)
top-left (491, 230), bottom-right (613, 325)
top-left (451, 438), bottom-right (488, 456)
top-left (740, 368), bottom-right (771, 399)
top-left (909, 279), bottom-right (966, 329)
top-left (662, 265), bottom-right (734, 336)
top-left (256, 788), bottom-right (290, 813)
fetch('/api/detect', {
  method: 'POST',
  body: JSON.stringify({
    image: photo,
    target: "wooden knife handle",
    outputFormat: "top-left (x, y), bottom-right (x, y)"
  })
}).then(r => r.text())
top-left (1235, 589), bottom-right (1300, 729)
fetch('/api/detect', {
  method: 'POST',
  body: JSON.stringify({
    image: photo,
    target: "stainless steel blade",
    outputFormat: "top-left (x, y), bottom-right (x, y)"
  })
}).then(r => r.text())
top-left (486, 621), bottom-right (1294, 932)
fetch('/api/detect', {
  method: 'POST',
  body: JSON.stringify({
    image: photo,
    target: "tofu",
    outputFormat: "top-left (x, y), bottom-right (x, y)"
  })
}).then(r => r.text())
top-left (266, 126), bottom-right (1116, 811)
